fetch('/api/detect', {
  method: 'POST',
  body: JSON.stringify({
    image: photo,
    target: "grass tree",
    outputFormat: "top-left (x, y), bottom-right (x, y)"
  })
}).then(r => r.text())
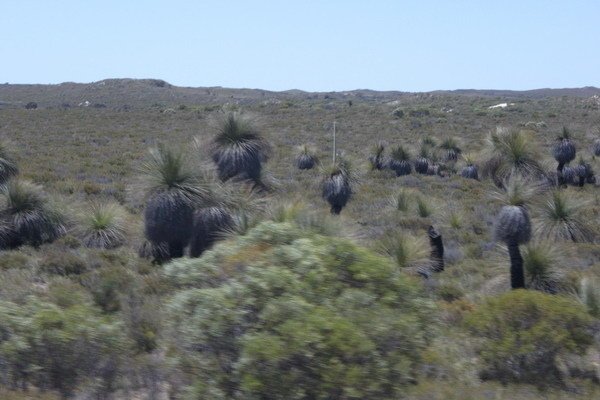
top-left (210, 113), bottom-right (270, 186)
top-left (414, 145), bottom-right (431, 175)
top-left (535, 190), bottom-right (593, 243)
top-left (321, 157), bottom-right (352, 215)
top-left (368, 141), bottom-right (387, 170)
top-left (0, 179), bottom-right (66, 248)
top-left (522, 242), bottom-right (562, 293)
top-left (493, 175), bottom-right (534, 289)
top-left (140, 144), bottom-right (210, 260)
top-left (189, 206), bottom-right (234, 257)
top-left (440, 137), bottom-right (461, 162)
top-left (294, 144), bottom-right (318, 170)
top-left (593, 138), bottom-right (600, 157)
top-left (562, 165), bottom-right (577, 185)
top-left (482, 127), bottom-right (543, 186)
top-left (0, 142), bottom-right (19, 185)
top-left (552, 127), bottom-right (576, 185)
top-left (388, 145), bottom-right (412, 176)
top-left (460, 154), bottom-right (479, 180)
top-left (575, 157), bottom-right (595, 186)
top-left (78, 202), bottom-right (126, 249)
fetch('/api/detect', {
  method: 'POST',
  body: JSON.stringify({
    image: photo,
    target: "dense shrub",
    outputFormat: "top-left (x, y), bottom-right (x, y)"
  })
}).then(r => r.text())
top-left (165, 221), bottom-right (436, 399)
top-left (466, 290), bottom-right (595, 387)
top-left (0, 297), bottom-right (128, 398)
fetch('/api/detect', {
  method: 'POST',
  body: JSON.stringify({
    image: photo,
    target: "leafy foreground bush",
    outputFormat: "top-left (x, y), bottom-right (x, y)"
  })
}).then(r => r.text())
top-left (164, 221), bottom-right (436, 400)
top-left (466, 290), bottom-right (595, 387)
top-left (0, 297), bottom-right (127, 398)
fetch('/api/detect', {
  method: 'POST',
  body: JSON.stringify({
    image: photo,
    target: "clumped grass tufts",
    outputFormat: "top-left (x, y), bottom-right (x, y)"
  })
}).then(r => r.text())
top-left (415, 195), bottom-right (433, 218)
top-left (535, 190), bottom-right (593, 243)
top-left (0, 142), bottom-right (19, 185)
top-left (392, 188), bottom-right (412, 212)
top-left (78, 202), bottom-right (126, 249)
top-left (522, 242), bottom-right (562, 293)
top-left (379, 232), bottom-right (429, 269)
top-left (295, 144), bottom-right (319, 170)
top-left (0, 180), bottom-right (66, 248)
top-left (482, 127), bottom-right (543, 185)
top-left (210, 113), bottom-right (270, 184)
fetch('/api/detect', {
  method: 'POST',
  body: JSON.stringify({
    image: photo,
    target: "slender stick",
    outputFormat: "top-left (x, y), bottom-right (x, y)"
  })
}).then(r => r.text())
top-left (333, 121), bottom-right (336, 165)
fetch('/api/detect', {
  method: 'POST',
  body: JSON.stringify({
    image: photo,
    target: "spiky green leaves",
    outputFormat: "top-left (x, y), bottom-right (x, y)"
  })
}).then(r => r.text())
top-left (211, 113), bottom-right (270, 183)
top-left (535, 191), bottom-right (593, 243)
top-left (482, 128), bottom-right (543, 184)
top-left (0, 180), bottom-right (66, 248)
top-left (78, 202), bottom-right (126, 249)
top-left (0, 142), bottom-right (18, 185)
top-left (440, 137), bottom-right (462, 162)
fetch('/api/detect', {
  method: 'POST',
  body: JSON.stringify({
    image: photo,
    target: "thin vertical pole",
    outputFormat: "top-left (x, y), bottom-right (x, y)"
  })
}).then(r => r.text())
top-left (333, 121), bottom-right (336, 165)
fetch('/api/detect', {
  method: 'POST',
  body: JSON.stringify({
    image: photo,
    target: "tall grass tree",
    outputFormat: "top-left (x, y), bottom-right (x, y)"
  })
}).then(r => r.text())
top-left (140, 144), bottom-right (210, 259)
top-left (552, 127), bottom-right (576, 185)
top-left (210, 113), bottom-right (270, 186)
top-left (492, 175), bottom-right (534, 289)
top-left (321, 158), bottom-right (353, 215)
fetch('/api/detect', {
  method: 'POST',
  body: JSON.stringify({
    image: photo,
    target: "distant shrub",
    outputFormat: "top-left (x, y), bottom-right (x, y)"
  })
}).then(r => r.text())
top-left (25, 102), bottom-right (37, 109)
top-left (165, 221), bottom-right (436, 399)
top-left (466, 290), bottom-right (595, 387)
top-left (38, 250), bottom-right (87, 276)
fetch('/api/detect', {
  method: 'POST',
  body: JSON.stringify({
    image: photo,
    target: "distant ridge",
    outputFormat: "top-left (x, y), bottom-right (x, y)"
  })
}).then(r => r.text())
top-left (1, 78), bottom-right (599, 109)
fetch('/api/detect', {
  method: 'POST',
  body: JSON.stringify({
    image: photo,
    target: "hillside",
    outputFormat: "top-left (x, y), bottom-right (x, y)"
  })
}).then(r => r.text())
top-left (0, 79), bottom-right (599, 399)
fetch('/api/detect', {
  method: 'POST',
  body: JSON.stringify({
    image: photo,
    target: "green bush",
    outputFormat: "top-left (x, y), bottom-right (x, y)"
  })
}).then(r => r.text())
top-left (0, 297), bottom-right (128, 398)
top-left (165, 221), bottom-right (436, 399)
top-left (466, 290), bottom-right (595, 387)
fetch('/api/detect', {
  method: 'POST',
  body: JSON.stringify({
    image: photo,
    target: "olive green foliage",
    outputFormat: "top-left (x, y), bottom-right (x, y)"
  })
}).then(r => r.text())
top-left (0, 297), bottom-right (127, 398)
top-left (466, 290), bottom-right (595, 387)
top-left (165, 221), bottom-right (436, 399)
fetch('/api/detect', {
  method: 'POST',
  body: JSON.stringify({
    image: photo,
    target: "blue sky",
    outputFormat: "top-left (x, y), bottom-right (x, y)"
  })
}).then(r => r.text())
top-left (1, 1), bottom-right (599, 91)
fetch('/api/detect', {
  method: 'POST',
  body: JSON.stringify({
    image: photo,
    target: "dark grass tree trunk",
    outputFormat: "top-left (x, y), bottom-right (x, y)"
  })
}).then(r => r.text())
top-left (508, 240), bottom-right (525, 289)
top-left (428, 226), bottom-right (444, 272)
top-left (330, 205), bottom-right (342, 215)
top-left (556, 161), bottom-right (565, 186)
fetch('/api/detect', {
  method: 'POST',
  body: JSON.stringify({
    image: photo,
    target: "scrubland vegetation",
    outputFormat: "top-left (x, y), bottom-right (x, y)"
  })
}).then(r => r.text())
top-left (0, 81), bottom-right (600, 399)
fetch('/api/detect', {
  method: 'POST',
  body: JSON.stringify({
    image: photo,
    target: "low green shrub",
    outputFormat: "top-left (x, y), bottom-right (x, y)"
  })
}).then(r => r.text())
top-left (466, 290), bottom-right (595, 387)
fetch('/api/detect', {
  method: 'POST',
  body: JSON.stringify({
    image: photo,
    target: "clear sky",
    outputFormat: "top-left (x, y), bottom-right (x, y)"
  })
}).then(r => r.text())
top-left (1, 0), bottom-right (599, 92)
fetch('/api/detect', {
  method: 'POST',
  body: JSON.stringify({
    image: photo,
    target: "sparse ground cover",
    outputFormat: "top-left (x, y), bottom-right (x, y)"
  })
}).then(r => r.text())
top-left (0, 81), bottom-right (599, 398)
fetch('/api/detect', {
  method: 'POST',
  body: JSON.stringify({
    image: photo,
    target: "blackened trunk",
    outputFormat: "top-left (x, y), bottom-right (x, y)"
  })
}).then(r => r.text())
top-left (578, 175), bottom-right (585, 187)
top-left (508, 240), bottom-right (525, 289)
top-left (557, 162), bottom-right (565, 186)
top-left (168, 241), bottom-right (185, 259)
top-left (331, 205), bottom-right (342, 215)
top-left (428, 226), bottom-right (444, 272)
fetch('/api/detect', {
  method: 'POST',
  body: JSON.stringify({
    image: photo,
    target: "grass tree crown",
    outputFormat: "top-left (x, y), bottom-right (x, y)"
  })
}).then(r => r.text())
top-left (552, 128), bottom-right (576, 165)
top-left (210, 113), bottom-right (270, 183)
